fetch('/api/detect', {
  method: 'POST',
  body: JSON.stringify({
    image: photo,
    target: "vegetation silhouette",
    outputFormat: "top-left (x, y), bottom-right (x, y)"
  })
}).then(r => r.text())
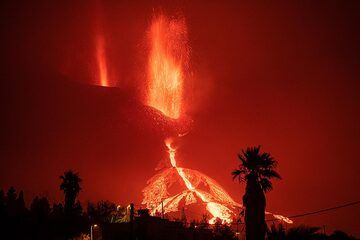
top-left (232, 146), bottom-right (281, 240)
top-left (212, 218), bottom-right (237, 240)
top-left (267, 224), bottom-right (358, 240)
top-left (286, 225), bottom-right (322, 240)
top-left (267, 223), bottom-right (287, 240)
top-left (60, 170), bottom-right (82, 215)
top-left (0, 170), bottom-right (88, 239)
top-left (0, 169), bottom-right (357, 239)
top-left (87, 200), bottom-right (127, 224)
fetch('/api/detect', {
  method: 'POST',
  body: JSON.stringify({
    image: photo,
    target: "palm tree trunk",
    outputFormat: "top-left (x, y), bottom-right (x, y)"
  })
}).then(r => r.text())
top-left (243, 175), bottom-right (266, 240)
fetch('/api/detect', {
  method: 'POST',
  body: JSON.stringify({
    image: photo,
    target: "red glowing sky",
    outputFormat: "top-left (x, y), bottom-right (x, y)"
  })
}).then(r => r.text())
top-left (1, 0), bottom-right (360, 236)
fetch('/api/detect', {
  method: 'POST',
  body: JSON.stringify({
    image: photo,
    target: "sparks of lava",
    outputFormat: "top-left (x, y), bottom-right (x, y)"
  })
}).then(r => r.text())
top-left (146, 14), bottom-right (189, 119)
top-left (96, 34), bottom-right (109, 87)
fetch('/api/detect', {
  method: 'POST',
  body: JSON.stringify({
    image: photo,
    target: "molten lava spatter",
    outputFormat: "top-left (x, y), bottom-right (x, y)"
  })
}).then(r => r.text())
top-left (96, 34), bottom-right (109, 87)
top-left (147, 15), bottom-right (189, 119)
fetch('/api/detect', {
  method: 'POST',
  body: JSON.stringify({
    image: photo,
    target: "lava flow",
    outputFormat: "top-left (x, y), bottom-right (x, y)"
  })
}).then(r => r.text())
top-left (166, 138), bottom-right (239, 223)
top-left (141, 13), bottom-right (292, 224)
top-left (143, 138), bottom-right (240, 224)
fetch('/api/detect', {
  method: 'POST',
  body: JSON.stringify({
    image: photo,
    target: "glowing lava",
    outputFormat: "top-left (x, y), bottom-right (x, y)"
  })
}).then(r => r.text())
top-left (141, 13), bottom-right (293, 225)
top-left (96, 34), bottom-right (109, 87)
top-left (164, 138), bottom-right (236, 223)
top-left (147, 15), bottom-right (189, 119)
top-left (143, 14), bottom-right (236, 223)
top-left (142, 138), bottom-right (293, 224)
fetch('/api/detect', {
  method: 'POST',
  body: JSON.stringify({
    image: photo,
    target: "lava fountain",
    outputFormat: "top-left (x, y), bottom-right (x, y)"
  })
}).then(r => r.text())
top-left (146, 14), bottom-right (189, 119)
top-left (142, 14), bottom-right (292, 224)
top-left (96, 34), bottom-right (109, 87)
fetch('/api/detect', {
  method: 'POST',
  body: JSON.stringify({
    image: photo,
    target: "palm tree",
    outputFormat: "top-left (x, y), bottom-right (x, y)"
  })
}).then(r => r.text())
top-left (59, 170), bottom-right (82, 214)
top-left (232, 146), bottom-right (281, 240)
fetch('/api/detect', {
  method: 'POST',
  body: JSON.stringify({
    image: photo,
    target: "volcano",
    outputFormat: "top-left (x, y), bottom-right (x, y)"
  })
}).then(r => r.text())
top-left (140, 13), bottom-right (292, 225)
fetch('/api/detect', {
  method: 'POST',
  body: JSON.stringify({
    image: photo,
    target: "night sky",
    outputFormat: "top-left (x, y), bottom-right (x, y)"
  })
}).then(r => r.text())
top-left (1, 0), bottom-right (360, 236)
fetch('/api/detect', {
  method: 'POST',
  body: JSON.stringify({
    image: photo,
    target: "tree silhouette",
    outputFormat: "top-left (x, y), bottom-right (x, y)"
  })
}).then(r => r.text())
top-left (6, 186), bottom-right (18, 217)
top-left (232, 146), bottom-right (281, 240)
top-left (17, 190), bottom-right (26, 214)
top-left (87, 200), bottom-right (127, 224)
top-left (30, 196), bottom-right (51, 222)
top-left (0, 189), bottom-right (5, 215)
top-left (6, 187), bottom-right (17, 202)
top-left (267, 223), bottom-right (286, 240)
top-left (329, 230), bottom-right (357, 240)
top-left (212, 218), bottom-right (238, 240)
top-left (286, 225), bottom-right (321, 240)
top-left (267, 224), bottom-right (324, 240)
top-left (60, 170), bottom-right (82, 214)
